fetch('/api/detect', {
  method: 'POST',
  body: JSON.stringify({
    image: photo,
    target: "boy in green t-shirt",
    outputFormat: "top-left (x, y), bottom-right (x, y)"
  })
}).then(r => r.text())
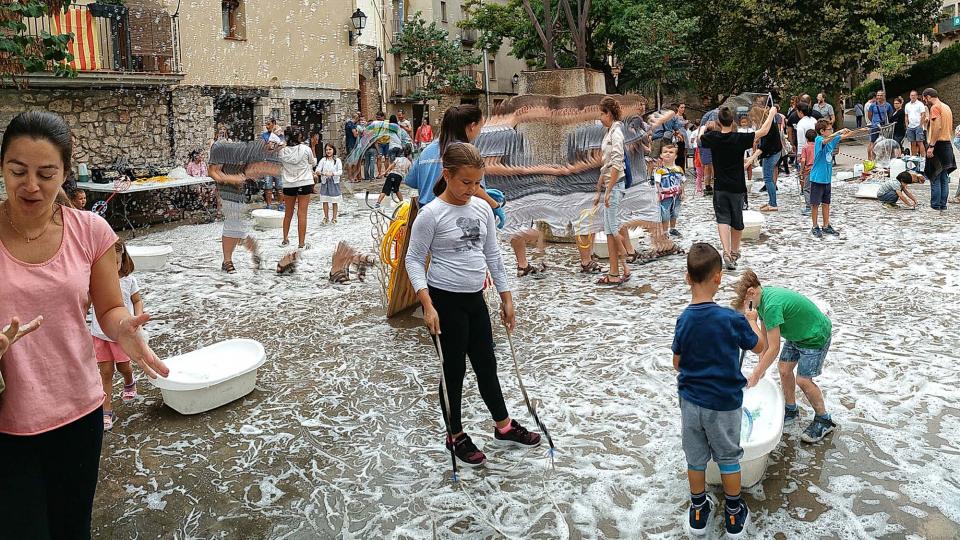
top-left (733, 270), bottom-right (837, 443)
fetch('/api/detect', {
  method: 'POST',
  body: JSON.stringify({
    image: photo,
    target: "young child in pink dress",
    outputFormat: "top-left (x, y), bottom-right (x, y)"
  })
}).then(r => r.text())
top-left (90, 239), bottom-right (142, 430)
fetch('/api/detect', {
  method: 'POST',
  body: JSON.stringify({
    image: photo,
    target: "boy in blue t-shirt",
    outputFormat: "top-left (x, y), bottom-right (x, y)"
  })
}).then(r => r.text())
top-left (672, 243), bottom-right (765, 537)
top-left (809, 120), bottom-right (863, 238)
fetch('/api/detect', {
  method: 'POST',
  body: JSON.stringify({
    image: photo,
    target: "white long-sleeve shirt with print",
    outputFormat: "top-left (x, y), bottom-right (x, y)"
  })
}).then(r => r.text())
top-left (405, 197), bottom-right (511, 295)
top-left (315, 157), bottom-right (343, 184)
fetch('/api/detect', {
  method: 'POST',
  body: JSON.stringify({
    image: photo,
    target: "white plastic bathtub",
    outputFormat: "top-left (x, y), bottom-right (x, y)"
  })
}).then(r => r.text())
top-left (706, 376), bottom-right (785, 487)
top-left (855, 183), bottom-right (881, 199)
top-left (252, 209), bottom-right (284, 229)
top-left (149, 339), bottom-right (267, 415)
top-left (741, 210), bottom-right (764, 241)
top-left (592, 229), bottom-right (642, 259)
top-left (127, 244), bottom-right (173, 271)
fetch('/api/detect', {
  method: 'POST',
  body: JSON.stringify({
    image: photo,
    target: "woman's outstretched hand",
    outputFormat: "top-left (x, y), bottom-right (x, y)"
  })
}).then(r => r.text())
top-left (116, 313), bottom-right (169, 379)
top-left (0, 316), bottom-right (43, 358)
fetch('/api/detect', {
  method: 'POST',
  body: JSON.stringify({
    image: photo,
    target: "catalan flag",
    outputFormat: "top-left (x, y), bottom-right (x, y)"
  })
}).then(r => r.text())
top-left (51, 7), bottom-right (101, 71)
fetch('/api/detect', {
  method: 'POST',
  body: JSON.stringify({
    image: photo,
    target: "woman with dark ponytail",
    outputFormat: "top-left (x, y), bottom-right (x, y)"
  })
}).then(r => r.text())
top-left (405, 104), bottom-right (500, 211)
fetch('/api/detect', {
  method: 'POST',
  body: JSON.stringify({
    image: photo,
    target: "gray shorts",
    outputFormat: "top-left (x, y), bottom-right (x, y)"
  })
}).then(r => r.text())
top-left (602, 181), bottom-right (625, 235)
top-left (221, 199), bottom-right (248, 239)
top-left (680, 397), bottom-right (743, 473)
top-left (906, 126), bottom-right (925, 143)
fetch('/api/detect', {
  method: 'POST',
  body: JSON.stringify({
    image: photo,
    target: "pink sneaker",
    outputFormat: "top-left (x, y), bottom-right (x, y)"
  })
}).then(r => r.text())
top-left (121, 380), bottom-right (137, 402)
top-left (103, 410), bottom-right (115, 431)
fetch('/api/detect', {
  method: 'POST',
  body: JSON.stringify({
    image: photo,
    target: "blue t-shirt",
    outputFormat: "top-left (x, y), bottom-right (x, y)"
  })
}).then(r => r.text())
top-left (405, 141), bottom-right (443, 205)
top-left (869, 102), bottom-right (893, 126)
top-left (672, 302), bottom-right (758, 411)
top-left (810, 135), bottom-right (840, 184)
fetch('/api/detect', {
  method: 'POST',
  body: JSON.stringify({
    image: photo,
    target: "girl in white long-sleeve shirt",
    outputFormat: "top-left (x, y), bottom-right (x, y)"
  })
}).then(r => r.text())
top-left (278, 127), bottom-right (317, 248)
top-left (315, 143), bottom-right (343, 224)
top-left (405, 142), bottom-right (541, 469)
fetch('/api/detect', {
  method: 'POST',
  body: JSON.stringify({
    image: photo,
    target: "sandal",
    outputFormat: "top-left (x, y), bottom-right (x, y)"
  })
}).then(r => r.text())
top-left (276, 251), bottom-right (299, 275)
top-left (221, 261), bottom-right (236, 274)
top-left (281, 239), bottom-right (290, 247)
top-left (580, 260), bottom-right (603, 274)
top-left (329, 269), bottom-right (350, 284)
top-left (517, 262), bottom-right (547, 278)
top-left (633, 250), bottom-right (661, 265)
top-left (732, 251), bottom-right (741, 261)
top-left (121, 380), bottom-right (137, 402)
top-left (596, 273), bottom-right (624, 286)
top-left (624, 251), bottom-right (641, 264)
top-left (103, 411), bottom-right (115, 431)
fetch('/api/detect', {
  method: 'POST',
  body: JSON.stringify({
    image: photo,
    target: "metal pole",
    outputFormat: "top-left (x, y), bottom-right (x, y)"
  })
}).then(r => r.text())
top-left (482, 47), bottom-right (491, 113)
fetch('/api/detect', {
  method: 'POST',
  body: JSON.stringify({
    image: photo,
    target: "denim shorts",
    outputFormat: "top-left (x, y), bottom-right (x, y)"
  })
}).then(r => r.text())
top-left (906, 126), bottom-right (925, 142)
top-left (877, 190), bottom-right (899, 203)
top-left (659, 197), bottom-right (679, 222)
top-left (869, 125), bottom-right (882, 142)
top-left (378, 143), bottom-right (390, 157)
top-left (602, 181), bottom-right (625, 235)
top-left (680, 398), bottom-right (743, 473)
top-left (262, 176), bottom-right (282, 190)
top-left (779, 334), bottom-right (831, 378)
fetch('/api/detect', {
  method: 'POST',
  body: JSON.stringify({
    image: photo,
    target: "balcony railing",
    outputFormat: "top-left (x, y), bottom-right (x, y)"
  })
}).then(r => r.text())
top-left (388, 74), bottom-right (427, 99)
top-left (460, 67), bottom-right (483, 93)
top-left (935, 15), bottom-right (960, 35)
top-left (460, 28), bottom-right (478, 46)
top-left (13, 1), bottom-right (181, 75)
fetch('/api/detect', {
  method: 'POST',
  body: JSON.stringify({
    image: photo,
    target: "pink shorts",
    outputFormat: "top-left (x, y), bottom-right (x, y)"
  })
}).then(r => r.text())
top-left (93, 337), bottom-right (130, 363)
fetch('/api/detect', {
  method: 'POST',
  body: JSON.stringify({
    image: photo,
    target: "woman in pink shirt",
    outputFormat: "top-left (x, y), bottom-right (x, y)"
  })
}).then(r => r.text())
top-left (0, 111), bottom-right (168, 537)
top-left (415, 117), bottom-right (434, 151)
top-left (185, 149), bottom-right (208, 177)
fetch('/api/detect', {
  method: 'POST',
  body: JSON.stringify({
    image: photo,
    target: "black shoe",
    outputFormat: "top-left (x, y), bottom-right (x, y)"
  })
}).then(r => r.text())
top-left (759, 185), bottom-right (767, 192)
top-left (493, 419), bottom-right (541, 448)
top-left (801, 415), bottom-right (837, 443)
top-left (724, 501), bottom-right (750, 538)
top-left (669, 228), bottom-right (682, 238)
top-left (445, 433), bottom-right (487, 467)
top-left (811, 227), bottom-right (823, 238)
top-left (686, 495), bottom-right (714, 537)
top-left (703, 186), bottom-right (714, 195)
top-left (822, 225), bottom-right (840, 236)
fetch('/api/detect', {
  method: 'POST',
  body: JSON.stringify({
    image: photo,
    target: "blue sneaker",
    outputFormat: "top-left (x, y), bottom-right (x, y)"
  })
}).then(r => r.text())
top-left (801, 415), bottom-right (837, 443)
top-left (784, 406), bottom-right (800, 425)
top-left (685, 494), bottom-right (715, 537)
top-left (724, 501), bottom-right (750, 538)
top-left (811, 226), bottom-right (823, 238)
top-left (278, 203), bottom-right (286, 212)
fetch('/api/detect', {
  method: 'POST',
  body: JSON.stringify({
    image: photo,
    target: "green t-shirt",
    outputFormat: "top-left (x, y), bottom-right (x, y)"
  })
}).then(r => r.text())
top-left (757, 286), bottom-right (832, 348)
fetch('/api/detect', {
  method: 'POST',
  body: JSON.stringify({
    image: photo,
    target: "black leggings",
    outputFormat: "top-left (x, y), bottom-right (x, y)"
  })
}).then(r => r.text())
top-left (430, 287), bottom-right (509, 434)
top-left (0, 407), bottom-right (103, 539)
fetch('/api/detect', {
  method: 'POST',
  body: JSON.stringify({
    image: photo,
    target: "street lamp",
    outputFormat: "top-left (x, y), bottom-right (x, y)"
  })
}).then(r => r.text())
top-left (374, 52), bottom-right (384, 72)
top-left (348, 8), bottom-right (367, 45)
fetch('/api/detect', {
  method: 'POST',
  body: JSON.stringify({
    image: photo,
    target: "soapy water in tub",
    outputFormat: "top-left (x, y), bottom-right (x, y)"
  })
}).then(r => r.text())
top-left (91, 177), bottom-right (960, 538)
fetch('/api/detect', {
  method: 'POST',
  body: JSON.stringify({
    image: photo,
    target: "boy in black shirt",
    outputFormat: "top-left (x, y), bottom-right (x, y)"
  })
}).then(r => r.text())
top-left (700, 105), bottom-right (779, 270)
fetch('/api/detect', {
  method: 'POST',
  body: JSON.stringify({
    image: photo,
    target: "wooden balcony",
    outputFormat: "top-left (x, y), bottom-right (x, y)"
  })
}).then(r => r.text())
top-left (4, 0), bottom-right (183, 87)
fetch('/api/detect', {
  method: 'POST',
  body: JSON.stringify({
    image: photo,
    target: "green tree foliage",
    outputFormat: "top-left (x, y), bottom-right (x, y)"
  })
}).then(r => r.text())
top-left (1, 0), bottom-right (76, 83)
top-left (390, 14), bottom-right (481, 102)
top-left (463, 0), bottom-right (940, 98)
top-left (862, 19), bottom-right (911, 92)
top-left (853, 41), bottom-right (960, 103)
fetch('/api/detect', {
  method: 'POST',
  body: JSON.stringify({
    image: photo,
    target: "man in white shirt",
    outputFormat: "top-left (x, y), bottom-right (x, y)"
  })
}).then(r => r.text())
top-left (795, 104), bottom-right (818, 157)
top-left (904, 90), bottom-right (927, 156)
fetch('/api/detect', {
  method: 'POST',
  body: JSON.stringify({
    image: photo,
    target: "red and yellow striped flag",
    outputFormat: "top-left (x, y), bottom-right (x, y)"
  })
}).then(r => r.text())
top-left (52, 7), bottom-right (101, 71)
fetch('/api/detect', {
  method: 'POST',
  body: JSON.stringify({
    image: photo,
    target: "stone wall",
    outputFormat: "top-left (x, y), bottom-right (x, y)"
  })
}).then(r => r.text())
top-left (518, 68), bottom-right (606, 96)
top-left (170, 87), bottom-right (215, 166)
top-left (324, 91), bottom-right (358, 157)
top-left (0, 88), bottom-right (175, 171)
top-left (929, 72), bottom-right (960, 112)
top-left (357, 46), bottom-right (381, 119)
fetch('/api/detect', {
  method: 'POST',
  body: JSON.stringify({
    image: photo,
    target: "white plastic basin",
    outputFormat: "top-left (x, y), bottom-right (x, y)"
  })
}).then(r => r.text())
top-left (149, 339), bottom-right (267, 415)
top-left (855, 183), bottom-right (880, 199)
top-left (835, 170), bottom-right (855, 181)
top-left (593, 229), bottom-right (642, 259)
top-left (706, 376), bottom-right (785, 487)
top-left (741, 210), bottom-right (764, 241)
top-left (252, 209), bottom-right (284, 229)
top-left (127, 244), bottom-right (173, 271)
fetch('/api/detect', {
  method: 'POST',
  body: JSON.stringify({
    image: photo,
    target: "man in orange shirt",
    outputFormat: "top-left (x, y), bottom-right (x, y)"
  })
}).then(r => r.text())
top-left (922, 88), bottom-right (955, 210)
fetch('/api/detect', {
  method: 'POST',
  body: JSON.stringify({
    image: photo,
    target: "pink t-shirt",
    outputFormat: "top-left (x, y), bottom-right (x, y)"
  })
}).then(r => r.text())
top-left (0, 207), bottom-right (117, 435)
